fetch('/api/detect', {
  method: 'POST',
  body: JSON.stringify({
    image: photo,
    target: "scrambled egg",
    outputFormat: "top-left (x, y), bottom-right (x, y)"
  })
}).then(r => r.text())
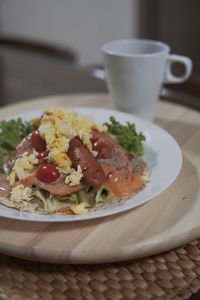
top-left (10, 185), bottom-right (32, 203)
top-left (71, 203), bottom-right (88, 215)
top-left (8, 150), bottom-right (38, 185)
top-left (38, 107), bottom-right (107, 175)
top-left (65, 165), bottom-right (83, 186)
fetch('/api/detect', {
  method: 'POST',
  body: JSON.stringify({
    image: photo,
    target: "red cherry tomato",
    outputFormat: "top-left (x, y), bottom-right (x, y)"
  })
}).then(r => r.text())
top-left (31, 131), bottom-right (46, 152)
top-left (38, 150), bottom-right (49, 162)
top-left (36, 164), bottom-right (60, 183)
top-left (91, 134), bottom-right (113, 159)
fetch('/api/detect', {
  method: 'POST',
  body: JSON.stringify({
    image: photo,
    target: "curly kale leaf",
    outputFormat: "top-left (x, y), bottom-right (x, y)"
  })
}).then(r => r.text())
top-left (104, 116), bottom-right (145, 157)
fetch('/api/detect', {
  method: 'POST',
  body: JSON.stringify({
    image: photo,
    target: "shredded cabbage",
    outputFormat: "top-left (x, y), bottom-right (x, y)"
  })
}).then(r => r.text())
top-left (33, 189), bottom-right (62, 213)
top-left (95, 187), bottom-right (111, 204)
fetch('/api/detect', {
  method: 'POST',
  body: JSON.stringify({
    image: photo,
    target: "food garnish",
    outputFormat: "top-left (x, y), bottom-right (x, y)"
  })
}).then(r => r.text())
top-left (0, 118), bottom-right (36, 171)
top-left (104, 116), bottom-right (145, 157)
top-left (0, 108), bottom-right (148, 216)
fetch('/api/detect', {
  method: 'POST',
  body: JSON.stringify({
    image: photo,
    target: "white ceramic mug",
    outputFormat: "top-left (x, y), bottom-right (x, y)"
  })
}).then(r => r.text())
top-left (102, 39), bottom-right (193, 121)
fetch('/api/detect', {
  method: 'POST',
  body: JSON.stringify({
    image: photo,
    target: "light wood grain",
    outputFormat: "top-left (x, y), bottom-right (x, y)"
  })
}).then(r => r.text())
top-left (0, 94), bottom-right (199, 264)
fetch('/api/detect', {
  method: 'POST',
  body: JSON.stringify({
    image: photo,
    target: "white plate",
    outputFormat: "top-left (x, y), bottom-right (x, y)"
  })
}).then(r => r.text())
top-left (0, 107), bottom-right (182, 222)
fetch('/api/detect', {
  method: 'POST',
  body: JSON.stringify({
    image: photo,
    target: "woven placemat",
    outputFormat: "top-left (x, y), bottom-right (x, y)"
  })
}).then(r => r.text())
top-left (0, 239), bottom-right (200, 300)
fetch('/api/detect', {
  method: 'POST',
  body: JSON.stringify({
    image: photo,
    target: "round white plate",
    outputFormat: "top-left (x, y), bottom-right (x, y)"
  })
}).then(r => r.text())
top-left (0, 107), bottom-right (182, 222)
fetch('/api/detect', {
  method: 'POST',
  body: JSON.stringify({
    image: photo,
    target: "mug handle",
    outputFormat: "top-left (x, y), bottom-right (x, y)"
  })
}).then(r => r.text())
top-left (164, 54), bottom-right (193, 84)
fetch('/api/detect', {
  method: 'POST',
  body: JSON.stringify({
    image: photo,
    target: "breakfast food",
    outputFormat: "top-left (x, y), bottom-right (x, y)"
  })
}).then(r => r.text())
top-left (0, 108), bottom-right (149, 215)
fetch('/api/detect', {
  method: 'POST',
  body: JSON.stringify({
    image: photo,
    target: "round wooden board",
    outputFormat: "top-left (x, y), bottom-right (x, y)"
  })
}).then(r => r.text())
top-left (0, 94), bottom-right (199, 264)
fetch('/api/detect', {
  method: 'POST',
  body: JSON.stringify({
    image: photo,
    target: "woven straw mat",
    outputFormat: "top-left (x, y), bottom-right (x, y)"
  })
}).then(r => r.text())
top-left (0, 239), bottom-right (200, 300)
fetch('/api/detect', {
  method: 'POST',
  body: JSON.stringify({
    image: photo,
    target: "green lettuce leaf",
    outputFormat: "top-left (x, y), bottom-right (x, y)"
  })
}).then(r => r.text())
top-left (104, 116), bottom-right (145, 157)
top-left (0, 118), bottom-right (37, 171)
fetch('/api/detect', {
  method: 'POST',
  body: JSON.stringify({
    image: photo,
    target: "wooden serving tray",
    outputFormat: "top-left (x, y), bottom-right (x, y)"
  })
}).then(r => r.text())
top-left (0, 94), bottom-right (199, 264)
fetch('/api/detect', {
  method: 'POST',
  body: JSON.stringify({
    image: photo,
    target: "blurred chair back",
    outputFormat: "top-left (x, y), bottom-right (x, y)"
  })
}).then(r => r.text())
top-left (0, 36), bottom-right (77, 62)
top-left (0, 36), bottom-right (78, 105)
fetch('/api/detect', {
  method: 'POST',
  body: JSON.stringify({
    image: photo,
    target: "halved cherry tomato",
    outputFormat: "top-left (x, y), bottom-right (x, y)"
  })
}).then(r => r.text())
top-left (91, 134), bottom-right (113, 159)
top-left (36, 164), bottom-right (60, 183)
top-left (38, 150), bottom-right (49, 162)
top-left (31, 131), bottom-right (46, 152)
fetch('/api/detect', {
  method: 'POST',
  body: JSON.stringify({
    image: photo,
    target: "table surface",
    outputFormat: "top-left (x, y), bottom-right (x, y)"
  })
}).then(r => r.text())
top-left (0, 46), bottom-right (200, 299)
top-left (0, 94), bottom-right (200, 268)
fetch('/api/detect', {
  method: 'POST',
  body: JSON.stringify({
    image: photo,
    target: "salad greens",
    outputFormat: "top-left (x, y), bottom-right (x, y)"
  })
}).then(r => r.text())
top-left (33, 187), bottom-right (111, 212)
top-left (32, 189), bottom-right (63, 212)
top-left (104, 116), bottom-right (146, 157)
top-left (0, 118), bottom-right (36, 171)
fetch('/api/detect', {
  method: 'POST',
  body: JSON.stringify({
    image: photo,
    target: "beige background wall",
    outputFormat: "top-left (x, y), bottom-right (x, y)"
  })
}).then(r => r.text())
top-left (0, 0), bottom-right (140, 65)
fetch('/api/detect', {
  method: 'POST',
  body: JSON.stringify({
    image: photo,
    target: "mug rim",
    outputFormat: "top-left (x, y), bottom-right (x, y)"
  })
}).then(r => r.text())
top-left (102, 38), bottom-right (170, 57)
